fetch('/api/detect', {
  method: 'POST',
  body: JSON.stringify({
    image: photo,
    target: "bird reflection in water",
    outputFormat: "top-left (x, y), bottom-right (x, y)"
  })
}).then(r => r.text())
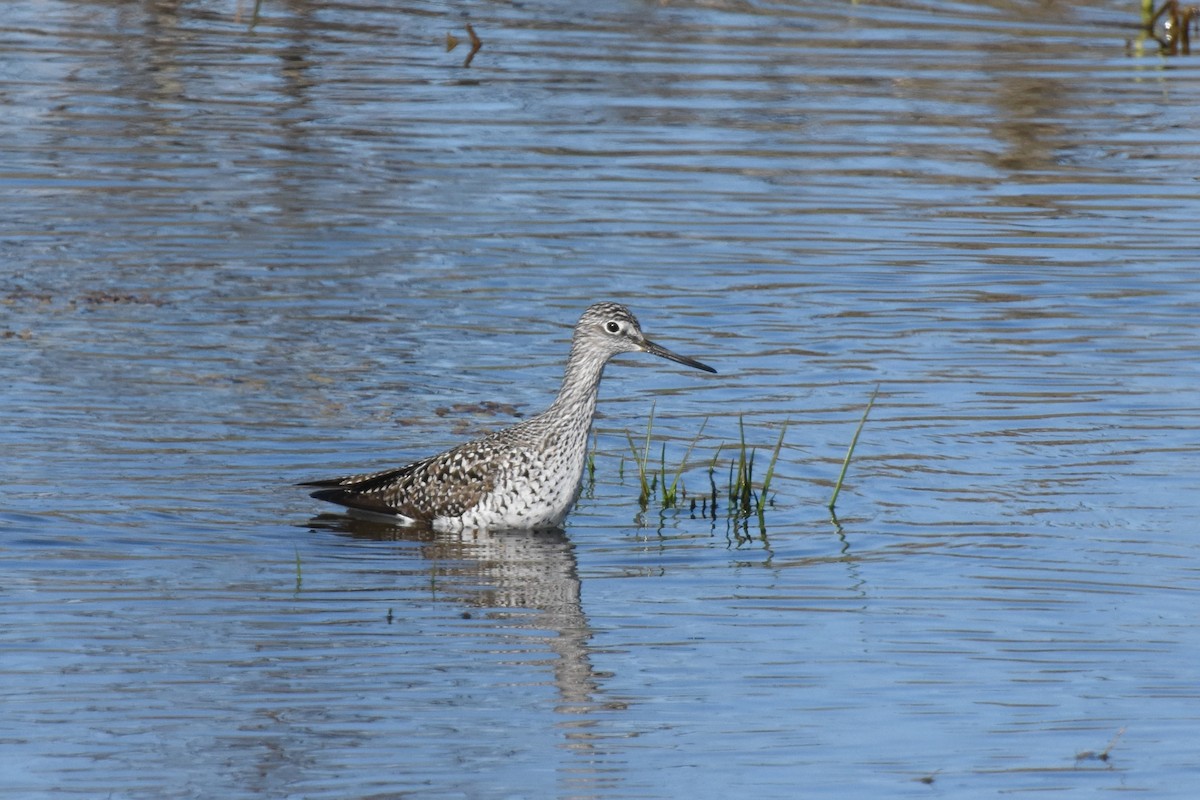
top-left (305, 514), bottom-right (624, 719)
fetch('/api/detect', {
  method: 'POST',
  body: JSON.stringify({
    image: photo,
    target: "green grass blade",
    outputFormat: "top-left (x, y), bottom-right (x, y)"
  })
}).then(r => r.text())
top-left (623, 402), bottom-right (663, 507)
top-left (667, 417), bottom-right (708, 500)
top-left (734, 415), bottom-right (748, 509)
top-left (642, 400), bottom-right (656, 469)
top-left (624, 430), bottom-right (651, 505)
top-left (659, 442), bottom-right (673, 507)
top-left (759, 419), bottom-right (789, 500)
top-left (828, 384), bottom-right (880, 513)
top-left (586, 429), bottom-right (597, 482)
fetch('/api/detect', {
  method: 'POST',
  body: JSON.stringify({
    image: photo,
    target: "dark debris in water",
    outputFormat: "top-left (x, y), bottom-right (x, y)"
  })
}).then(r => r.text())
top-left (445, 23), bottom-right (483, 68)
top-left (434, 400), bottom-right (523, 420)
top-left (388, 400), bottom-right (526, 436)
top-left (3, 286), bottom-right (167, 309)
top-left (1074, 727), bottom-right (1126, 767)
top-left (78, 290), bottom-right (166, 307)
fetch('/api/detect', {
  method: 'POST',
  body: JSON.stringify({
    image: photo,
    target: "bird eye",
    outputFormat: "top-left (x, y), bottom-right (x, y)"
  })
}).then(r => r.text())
top-left (605, 321), bottom-right (621, 334)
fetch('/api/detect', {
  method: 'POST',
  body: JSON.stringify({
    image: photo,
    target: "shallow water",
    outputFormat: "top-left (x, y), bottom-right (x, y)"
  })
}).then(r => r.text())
top-left (3, 0), bottom-right (1200, 797)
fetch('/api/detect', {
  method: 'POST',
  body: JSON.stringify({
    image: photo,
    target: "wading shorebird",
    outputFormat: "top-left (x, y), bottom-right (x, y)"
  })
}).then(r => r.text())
top-left (301, 302), bottom-right (715, 530)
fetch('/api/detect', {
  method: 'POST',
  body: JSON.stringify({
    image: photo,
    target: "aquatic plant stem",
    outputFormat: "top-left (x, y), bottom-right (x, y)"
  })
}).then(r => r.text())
top-left (760, 419), bottom-right (788, 501)
top-left (665, 417), bottom-right (708, 508)
top-left (625, 401), bottom-right (656, 506)
top-left (756, 419), bottom-right (788, 526)
top-left (828, 384), bottom-right (880, 514)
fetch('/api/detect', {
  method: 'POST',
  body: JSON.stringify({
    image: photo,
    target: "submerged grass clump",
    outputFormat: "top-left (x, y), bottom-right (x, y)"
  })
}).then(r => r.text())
top-left (724, 415), bottom-right (788, 526)
top-left (617, 385), bottom-right (878, 530)
top-left (624, 411), bottom-right (787, 526)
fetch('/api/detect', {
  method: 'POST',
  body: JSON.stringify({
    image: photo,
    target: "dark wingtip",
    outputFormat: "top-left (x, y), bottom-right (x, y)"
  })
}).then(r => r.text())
top-left (308, 487), bottom-right (407, 517)
top-left (298, 478), bottom-right (343, 488)
top-left (308, 488), bottom-right (349, 503)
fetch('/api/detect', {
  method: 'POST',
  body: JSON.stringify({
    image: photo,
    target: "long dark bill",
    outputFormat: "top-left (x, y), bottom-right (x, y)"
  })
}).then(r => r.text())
top-left (642, 339), bottom-right (717, 374)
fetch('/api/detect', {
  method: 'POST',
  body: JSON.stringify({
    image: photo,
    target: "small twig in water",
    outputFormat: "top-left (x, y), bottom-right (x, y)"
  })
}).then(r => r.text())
top-left (1075, 727), bottom-right (1127, 764)
top-left (464, 23), bottom-right (483, 67)
top-left (446, 24), bottom-right (483, 67)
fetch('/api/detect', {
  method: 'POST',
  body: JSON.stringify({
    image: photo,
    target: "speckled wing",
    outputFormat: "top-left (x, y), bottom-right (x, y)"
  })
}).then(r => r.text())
top-left (300, 442), bottom-right (498, 522)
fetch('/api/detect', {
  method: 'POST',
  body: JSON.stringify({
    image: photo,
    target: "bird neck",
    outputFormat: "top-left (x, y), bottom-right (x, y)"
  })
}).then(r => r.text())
top-left (547, 341), bottom-right (607, 424)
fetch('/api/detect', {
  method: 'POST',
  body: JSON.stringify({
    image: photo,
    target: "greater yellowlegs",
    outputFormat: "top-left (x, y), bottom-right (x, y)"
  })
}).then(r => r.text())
top-left (302, 302), bottom-right (715, 530)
